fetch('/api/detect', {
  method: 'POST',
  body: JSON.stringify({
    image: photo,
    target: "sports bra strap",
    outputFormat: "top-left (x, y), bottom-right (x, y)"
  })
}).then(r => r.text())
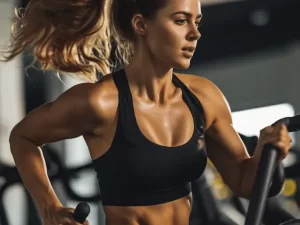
top-left (172, 74), bottom-right (206, 135)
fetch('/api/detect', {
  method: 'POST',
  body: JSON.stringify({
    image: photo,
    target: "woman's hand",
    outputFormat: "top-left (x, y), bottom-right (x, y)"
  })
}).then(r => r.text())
top-left (42, 206), bottom-right (89, 225)
top-left (256, 123), bottom-right (292, 160)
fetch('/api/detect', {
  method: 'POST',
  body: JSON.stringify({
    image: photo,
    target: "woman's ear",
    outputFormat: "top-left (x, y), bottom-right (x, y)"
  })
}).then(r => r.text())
top-left (131, 14), bottom-right (148, 36)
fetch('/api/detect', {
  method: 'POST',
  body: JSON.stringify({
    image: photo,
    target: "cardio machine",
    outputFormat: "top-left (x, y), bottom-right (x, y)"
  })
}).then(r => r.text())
top-left (244, 115), bottom-right (300, 225)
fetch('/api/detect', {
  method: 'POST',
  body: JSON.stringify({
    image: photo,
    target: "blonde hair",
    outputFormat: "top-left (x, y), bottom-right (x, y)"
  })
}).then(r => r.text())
top-left (1, 0), bottom-right (167, 82)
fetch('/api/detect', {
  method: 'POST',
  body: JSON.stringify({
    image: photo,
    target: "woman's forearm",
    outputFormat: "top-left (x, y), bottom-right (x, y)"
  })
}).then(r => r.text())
top-left (239, 156), bottom-right (260, 199)
top-left (241, 155), bottom-right (285, 200)
top-left (240, 145), bottom-right (278, 199)
top-left (9, 134), bottom-right (62, 217)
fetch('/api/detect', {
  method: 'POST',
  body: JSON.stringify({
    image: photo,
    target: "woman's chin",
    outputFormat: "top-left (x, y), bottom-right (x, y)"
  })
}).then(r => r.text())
top-left (173, 61), bottom-right (191, 70)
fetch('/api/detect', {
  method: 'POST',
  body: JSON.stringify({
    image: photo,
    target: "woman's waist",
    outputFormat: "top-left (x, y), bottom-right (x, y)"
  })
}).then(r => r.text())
top-left (104, 194), bottom-right (192, 225)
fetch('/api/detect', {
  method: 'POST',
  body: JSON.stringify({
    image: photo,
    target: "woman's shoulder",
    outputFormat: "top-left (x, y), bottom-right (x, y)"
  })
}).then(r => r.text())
top-left (61, 73), bottom-right (119, 122)
top-left (174, 73), bottom-right (220, 97)
top-left (93, 73), bottom-right (119, 100)
top-left (175, 73), bottom-right (230, 130)
top-left (65, 73), bottom-right (118, 102)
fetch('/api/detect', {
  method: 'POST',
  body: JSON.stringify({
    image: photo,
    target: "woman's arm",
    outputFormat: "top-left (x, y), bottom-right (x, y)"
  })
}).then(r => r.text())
top-left (204, 100), bottom-right (250, 197)
top-left (9, 82), bottom-right (105, 219)
top-left (189, 76), bottom-right (291, 199)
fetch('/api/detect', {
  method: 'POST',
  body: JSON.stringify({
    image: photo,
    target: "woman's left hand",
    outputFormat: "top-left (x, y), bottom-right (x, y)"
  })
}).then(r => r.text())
top-left (255, 123), bottom-right (293, 161)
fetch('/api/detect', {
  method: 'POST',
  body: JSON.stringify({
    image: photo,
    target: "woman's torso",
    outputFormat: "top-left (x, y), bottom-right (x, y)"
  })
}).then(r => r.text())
top-left (104, 195), bottom-right (192, 225)
top-left (82, 70), bottom-right (215, 225)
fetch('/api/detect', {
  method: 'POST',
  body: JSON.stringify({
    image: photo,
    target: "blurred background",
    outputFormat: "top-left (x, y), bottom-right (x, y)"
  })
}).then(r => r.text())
top-left (0, 0), bottom-right (300, 224)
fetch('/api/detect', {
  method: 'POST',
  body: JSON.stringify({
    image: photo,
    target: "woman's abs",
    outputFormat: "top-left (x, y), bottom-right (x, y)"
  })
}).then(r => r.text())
top-left (103, 194), bottom-right (192, 225)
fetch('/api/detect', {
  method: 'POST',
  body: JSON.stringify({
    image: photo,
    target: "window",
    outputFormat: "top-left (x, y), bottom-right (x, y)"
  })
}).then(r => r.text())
top-left (232, 103), bottom-right (296, 166)
top-left (232, 103), bottom-right (295, 137)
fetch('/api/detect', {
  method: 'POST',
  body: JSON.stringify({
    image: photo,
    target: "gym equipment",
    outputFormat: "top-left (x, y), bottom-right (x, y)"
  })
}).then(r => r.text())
top-left (245, 115), bottom-right (300, 225)
top-left (232, 134), bottom-right (297, 225)
top-left (0, 146), bottom-right (100, 225)
top-left (189, 132), bottom-right (295, 225)
top-left (190, 174), bottom-right (240, 225)
top-left (73, 202), bottom-right (91, 223)
top-left (285, 162), bottom-right (300, 208)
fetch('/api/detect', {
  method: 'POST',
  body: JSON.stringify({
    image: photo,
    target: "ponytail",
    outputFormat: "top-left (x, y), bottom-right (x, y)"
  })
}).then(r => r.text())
top-left (1, 0), bottom-right (111, 82)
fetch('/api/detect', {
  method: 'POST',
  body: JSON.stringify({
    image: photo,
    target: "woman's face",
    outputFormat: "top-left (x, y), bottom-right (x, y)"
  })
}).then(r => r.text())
top-left (136, 0), bottom-right (202, 69)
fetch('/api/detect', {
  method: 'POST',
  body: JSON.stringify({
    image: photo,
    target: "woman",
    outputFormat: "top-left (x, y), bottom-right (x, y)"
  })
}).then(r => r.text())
top-left (3, 0), bottom-right (292, 225)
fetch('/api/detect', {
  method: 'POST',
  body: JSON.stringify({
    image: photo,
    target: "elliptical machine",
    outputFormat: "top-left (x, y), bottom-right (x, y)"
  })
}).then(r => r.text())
top-left (244, 115), bottom-right (300, 225)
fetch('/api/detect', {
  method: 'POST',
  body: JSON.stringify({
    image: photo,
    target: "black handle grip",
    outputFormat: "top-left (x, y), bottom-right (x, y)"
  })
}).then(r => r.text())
top-left (244, 117), bottom-right (293, 225)
top-left (73, 202), bottom-right (90, 223)
top-left (244, 145), bottom-right (279, 225)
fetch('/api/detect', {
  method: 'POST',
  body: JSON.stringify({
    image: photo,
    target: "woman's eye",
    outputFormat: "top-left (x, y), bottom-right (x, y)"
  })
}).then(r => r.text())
top-left (176, 20), bottom-right (187, 25)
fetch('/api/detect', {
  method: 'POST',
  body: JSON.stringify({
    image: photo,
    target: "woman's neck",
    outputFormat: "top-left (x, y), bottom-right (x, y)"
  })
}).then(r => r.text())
top-left (125, 50), bottom-right (177, 104)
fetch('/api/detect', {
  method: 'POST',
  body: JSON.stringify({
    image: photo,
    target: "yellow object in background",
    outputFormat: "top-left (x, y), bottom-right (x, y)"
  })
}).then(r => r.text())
top-left (282, 179), bottom-right (297, 197)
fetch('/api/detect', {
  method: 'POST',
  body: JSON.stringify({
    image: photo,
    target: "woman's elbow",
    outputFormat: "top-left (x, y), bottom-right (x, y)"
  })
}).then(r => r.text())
top-left (9, 125), bottom-right (21, 144)
top-left (228, 183), bottom-right (252, 200)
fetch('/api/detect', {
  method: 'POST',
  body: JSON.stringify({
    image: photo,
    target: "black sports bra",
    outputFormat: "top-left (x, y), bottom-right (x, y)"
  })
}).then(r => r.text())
top-left (92, 69), bottom-right (207, 206)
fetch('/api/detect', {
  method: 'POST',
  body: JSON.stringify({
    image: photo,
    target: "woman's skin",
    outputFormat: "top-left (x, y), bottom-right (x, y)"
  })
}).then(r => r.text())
top-left (9, 0), bottom-right (292, 224)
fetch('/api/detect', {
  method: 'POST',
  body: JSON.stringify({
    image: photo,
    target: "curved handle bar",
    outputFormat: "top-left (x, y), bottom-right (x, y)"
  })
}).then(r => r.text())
top-left (244, 145), bottom-right (281, 225)
top-left (244, 115), bottom-right (300, 225)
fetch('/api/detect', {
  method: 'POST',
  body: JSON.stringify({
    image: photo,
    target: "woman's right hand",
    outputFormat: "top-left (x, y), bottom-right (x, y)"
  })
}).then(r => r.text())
top-left (42, 206), bottom-right (89, 225)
